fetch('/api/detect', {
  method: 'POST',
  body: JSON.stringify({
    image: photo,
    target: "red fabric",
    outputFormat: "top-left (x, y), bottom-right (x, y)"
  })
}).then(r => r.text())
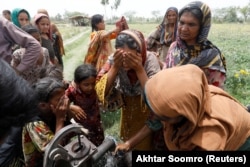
top-left (116, 16), bottom-right (129, 30)
top-left (65, 84), bottom-right (104, 146)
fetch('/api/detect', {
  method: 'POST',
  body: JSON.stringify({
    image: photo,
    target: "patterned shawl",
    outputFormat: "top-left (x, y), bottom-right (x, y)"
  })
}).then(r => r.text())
top-left (11, 8), bottom-right (31, 28)
top-left (165, 1), bottom-right (226, 73)
top-left (84, 30), bottom-right (116, 72)
top-left (145, 64), bottom-right (250, 150)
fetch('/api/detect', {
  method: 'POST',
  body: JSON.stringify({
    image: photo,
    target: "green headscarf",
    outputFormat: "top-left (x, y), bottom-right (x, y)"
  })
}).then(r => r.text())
top-left (11, 8), bottom-right (31, 28)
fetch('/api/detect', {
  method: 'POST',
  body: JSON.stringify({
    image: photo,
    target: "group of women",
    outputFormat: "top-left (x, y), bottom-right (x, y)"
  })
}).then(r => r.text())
top-left (1, 1), bottom-right (250, 167)
top-left (88, 0), bottom-right (250, 153)
top-left (0, 7), bottom-right (67, 167)
top-left (9, 8), bottom-right (65, 67)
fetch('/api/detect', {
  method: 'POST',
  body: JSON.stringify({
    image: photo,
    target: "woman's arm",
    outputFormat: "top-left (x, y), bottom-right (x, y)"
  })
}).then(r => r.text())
top-left (50, 95), bottom-right (69, 133)
top-left (115, 114), bottom-right (163, 152)
top-left (101, 26), bottom-right (120, 40)
top-left (105, 49), bottom-right (123, 95)
top-left (115, 125), bottom-right (153, 152)
top-left (123, 52), bottom-right (149, 89)
top-left (2, 18), bottom-right (40, 73)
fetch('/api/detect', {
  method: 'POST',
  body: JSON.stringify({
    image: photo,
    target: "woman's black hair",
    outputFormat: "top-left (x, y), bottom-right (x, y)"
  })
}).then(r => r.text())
top-left (0, 58), bottom-right (39, 135)
top-left (45, 65), bottom-right (64, 81)
top-left (32, 77), bottom-right (68, 134)
top-left (2, 10), bottom-right (11, 15)
top-left (115, 33), bottom-right (140, 52)
top-left (179, 7), bottom-right (203, 25)
top-left (21, 24), bottom-right (39, 34)
top-left (74, 64), bottom-right (97, 83)
top-left (91, 14), bottom-right (103, 32)
top-left (32, 77), bottom-right (65, 102)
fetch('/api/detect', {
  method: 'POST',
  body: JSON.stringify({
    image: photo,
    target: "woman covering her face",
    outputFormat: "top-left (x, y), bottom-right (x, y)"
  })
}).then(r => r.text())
top-left (144, 64), bottom-right (250, 150)
top-left (165, 1), bottom-right (227, 89)
top-left (96, 29), bottom-right (161, 151)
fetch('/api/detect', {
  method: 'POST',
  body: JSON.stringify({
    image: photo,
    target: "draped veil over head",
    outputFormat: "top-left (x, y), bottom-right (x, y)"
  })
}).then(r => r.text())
top-left (145, 64), bottom-right (250, 150)
top-left (160, 7), bottom-right (178, 46)
top-left (165, 1), bottom-right (227, 89)
top-left (33, 13), bottom-right (52, 39)
top-left (11, 8), bottom-right (31, 28)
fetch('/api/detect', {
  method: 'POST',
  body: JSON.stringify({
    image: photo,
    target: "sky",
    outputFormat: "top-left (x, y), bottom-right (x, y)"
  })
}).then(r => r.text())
top-left (1, 0), bottom-right (249, 18)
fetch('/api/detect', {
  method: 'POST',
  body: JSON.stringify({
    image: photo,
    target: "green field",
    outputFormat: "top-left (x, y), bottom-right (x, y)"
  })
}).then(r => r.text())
top-left (61, 23), bottom-right (250, 138)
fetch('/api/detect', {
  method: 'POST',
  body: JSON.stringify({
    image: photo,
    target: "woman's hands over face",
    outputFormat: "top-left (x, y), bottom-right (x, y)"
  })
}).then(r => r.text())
top-left (122, 51), bottom-right (143, 71)
top-left (50, 95), bottom-right (70, 121)
top-left (113, 49), bottom-right (124, 69)
top-left (113, 48), bottom-right (143, 71)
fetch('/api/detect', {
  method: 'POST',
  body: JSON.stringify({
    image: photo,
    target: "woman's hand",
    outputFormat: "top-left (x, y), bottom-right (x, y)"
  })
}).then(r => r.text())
top-left (115, 142), bottom-right (131, 153)
top-left (50, 95), bottom-right (70, 121)
top-left (50, 95), bottom-right (71, 133)
top-left (69, 104), bottom-right (87, 122)
top-left (114, 26), bottom-right (121, 34)
top-left (123, 51), bottom-right (143, 72)
top-left (113, 49), bottom-right (124, 70)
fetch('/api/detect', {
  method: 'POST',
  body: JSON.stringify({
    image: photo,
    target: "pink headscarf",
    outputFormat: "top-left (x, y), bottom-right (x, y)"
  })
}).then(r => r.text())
top-left (33, 13), bottom-right (52, 39)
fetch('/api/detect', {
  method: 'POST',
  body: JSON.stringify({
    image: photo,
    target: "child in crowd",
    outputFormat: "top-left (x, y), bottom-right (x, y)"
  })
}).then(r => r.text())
top-left (11, 24), bottom-right (50, 84)
top-left (2, 10), bottom-right (11, 21)
top-left (22, 77), bottom-right (70, 166)
top-left (65, 64), bottom-right (104, 146)
top-left (33, 13), bottom-right (57, 64)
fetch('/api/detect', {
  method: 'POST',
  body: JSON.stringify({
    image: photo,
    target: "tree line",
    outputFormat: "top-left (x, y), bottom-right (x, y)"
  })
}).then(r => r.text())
top-left (50, 1), bottom-right (250, 24)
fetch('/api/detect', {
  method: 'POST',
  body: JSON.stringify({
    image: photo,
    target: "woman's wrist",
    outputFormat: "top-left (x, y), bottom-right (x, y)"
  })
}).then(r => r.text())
top-left (108, 29), bottom-right (115, 35)
top-left (124, 141), bottom-right (132, 151)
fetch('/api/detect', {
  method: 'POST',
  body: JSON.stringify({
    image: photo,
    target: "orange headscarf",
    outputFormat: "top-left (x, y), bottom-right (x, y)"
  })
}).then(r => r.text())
top-left (145, 64), bottom-right (250, 150)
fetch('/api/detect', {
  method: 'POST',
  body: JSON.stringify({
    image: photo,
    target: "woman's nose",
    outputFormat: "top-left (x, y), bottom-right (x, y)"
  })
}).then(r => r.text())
top-left (180, 24), bottom-right (188, 31)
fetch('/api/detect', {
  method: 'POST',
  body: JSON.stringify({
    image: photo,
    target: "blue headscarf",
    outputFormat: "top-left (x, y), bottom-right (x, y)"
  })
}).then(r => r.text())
top-left (11, 8), bottom-right (30, 28)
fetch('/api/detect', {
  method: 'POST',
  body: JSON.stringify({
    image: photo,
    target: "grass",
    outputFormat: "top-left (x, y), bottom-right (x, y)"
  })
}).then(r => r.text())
top-left (208, 24), bottom-right (250, 104)
top-left (58, 24), bottom-right (87, 41)
top-left (62, 26), bottom-right (90, 81)
top-left (61, 23), bottom-right (159, 79)
top-left (61, 23), bottom-right (250, 139)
